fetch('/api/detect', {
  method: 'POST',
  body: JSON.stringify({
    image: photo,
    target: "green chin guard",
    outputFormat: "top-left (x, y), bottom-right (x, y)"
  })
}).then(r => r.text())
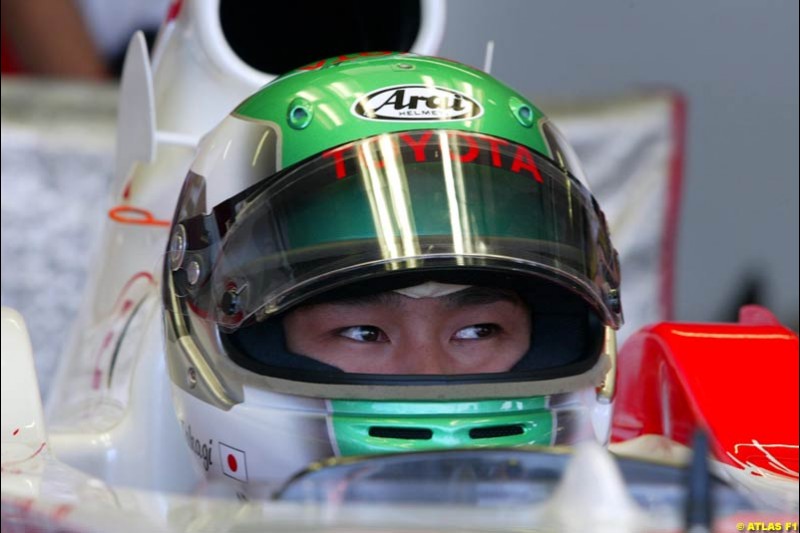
top-left (330, 397), bottom-right (556, 455)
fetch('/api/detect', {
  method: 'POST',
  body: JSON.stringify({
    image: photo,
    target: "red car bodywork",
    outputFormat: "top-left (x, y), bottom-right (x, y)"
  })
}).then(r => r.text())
top-left (613, 305), bottom-right (799, 479)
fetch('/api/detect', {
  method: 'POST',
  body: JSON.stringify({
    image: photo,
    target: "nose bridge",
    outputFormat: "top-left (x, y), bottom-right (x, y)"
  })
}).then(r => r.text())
top-left (400, 328), bottom-right (450, 375)
top-left (394, 300), bottom-right (452, 375)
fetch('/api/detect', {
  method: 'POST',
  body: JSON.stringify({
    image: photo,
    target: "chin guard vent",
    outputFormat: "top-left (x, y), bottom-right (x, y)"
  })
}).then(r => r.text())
top-left (368, 427), bottom-right (433, 440)
top-left (469, 424), bottom-right (525, 440)
top-left (367, 424), bottom-right (528, 441)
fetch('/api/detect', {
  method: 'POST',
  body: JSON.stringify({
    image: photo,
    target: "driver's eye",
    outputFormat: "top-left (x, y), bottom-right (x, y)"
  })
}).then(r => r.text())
top-left (452, 324), bottom-right (499, 340)
top-left (338, 326), bottom-right (388, 343)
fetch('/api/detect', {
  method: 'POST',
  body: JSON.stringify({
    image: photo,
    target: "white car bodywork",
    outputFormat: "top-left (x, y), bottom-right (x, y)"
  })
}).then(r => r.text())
top-left (2, 0), bottom-right (731, 530)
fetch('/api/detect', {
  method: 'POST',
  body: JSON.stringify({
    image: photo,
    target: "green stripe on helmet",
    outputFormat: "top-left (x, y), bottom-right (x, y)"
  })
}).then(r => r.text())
top-left (234, 53), bottom-right (550, 170)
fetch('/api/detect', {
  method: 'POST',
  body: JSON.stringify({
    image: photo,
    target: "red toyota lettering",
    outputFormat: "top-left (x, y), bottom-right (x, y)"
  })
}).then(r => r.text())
top-left (399, 131), bottom-right (435, 162)
top-left (486, 137), bottom-right (509, 167)
top-left (510, 145), bottom-right (544, 182)
top-left (451, 132), bottom-right (479, 163)
top-left (322, 147), bottom-right (348, 179)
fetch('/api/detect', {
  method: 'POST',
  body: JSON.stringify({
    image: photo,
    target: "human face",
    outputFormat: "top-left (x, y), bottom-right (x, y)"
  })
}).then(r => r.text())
top-left (283, 287), bottom-right (531, 375)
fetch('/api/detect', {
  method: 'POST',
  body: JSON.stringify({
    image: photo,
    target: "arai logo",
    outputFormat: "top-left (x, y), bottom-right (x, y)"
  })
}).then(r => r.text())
top-left (353, 85), bottom-right (483, 121)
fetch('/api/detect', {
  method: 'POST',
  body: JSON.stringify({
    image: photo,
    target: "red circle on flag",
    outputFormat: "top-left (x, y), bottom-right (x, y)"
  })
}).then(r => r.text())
top-left (227, 454), bottom-right (238, 472)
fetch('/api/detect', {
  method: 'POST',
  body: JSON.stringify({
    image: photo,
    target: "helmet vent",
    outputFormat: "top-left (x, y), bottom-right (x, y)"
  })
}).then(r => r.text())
top-left (469, 425), bottom-right (525, 440)
top-left (368, 426), bottom-right (433, 440)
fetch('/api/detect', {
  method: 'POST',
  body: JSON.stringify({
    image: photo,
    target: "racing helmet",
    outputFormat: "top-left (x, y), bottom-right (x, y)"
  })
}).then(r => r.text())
top-left (163, 52), bottom-right (623, 496)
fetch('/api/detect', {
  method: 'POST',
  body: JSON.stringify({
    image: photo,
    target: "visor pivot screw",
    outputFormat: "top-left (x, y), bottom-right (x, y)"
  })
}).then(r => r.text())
top-left (509, 97), bottom-right (535, 128)
top-left (169, 225), bottom-right (186, 271)
top-left (287, 98), bottom-right (313, 130)
top-left (221, 289), bottom-right (240, 316)
top-left (608, 288), bottom-right (621, 313)
top-left (187, 367), bottom-right (197, 389)
top-left (186, 261), bottom-right (201, 286)
top-left (395, 63), bottom-right (414, 70)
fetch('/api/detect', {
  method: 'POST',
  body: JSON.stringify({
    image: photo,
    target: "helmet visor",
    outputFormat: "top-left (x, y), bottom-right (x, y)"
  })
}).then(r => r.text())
top-left (171, 130), bottom-right (621, 330)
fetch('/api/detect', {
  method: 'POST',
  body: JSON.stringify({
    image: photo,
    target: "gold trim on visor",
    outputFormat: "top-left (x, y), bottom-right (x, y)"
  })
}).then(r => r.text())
top-left (596, 326), bottom-right (617, 403)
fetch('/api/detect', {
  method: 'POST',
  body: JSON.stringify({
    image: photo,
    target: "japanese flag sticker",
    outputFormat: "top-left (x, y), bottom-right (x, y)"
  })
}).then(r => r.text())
top-left (219, 442), bottom-right (248, 482)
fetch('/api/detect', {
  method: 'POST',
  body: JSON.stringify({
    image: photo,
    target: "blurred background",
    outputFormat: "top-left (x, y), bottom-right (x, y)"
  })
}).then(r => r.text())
top-left (1, 0), bottom-right (797, 395)
top-left (439, 1), bottom-right (798, 331)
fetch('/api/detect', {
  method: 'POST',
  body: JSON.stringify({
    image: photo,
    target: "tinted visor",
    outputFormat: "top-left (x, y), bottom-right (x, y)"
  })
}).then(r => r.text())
top-left (171, 130), bottom-right (621, 330)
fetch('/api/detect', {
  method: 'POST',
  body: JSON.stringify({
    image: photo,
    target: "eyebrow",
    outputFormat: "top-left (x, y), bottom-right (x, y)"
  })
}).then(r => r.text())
top-left (324, 287), bottom-right (526, 308)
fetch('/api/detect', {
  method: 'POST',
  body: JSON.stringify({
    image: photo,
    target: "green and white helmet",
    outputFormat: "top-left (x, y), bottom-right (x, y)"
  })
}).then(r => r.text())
top-left (163, 52), bottom-right (623, 497)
